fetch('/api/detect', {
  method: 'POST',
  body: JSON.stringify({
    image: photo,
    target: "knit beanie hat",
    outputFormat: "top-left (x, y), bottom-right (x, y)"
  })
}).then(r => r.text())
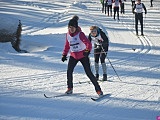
top-left (68, 19), bottom-right (78, 28)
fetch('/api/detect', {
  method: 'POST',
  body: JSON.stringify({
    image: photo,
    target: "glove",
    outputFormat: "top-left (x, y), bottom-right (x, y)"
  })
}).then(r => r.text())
top-left (83, 49), bottom-right (90, 57)
top-left (61, 55), bottom-right (67, 62)
top-left (98, 39), bottom-right (103, 44)
top-left (96, 45), bottom-right (101, 49)
top-left (145, 11), bottom-right (147, 14)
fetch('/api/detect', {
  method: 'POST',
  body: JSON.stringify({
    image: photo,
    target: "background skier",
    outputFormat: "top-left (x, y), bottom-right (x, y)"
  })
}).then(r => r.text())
top-left (133, 0), bottom-right (147, 36)
top-left (113, 0), bottom-right (122, 20)
top-left (106, 0), bottom-right (113, 16)
top-left (88, 26), bottom-right (109, 81)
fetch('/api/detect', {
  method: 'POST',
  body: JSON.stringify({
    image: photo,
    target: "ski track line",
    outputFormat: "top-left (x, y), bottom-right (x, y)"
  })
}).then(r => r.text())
top-left (0, 70), bottom-right (66, 82)
top-left (16, 1), bottom-right (71, 35)
top-left (0, 71), bottom-right (68, 95)
top-left (117, 17), bottom-right (153, 53)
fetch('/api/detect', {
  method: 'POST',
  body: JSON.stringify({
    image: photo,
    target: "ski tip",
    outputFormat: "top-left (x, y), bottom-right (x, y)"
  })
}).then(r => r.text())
top-left (44, 94), bottom-right (51, 98)
top-left (91, 93), bottom-right (111, 101)
top-left (44, 94), bottom-right (47, 98)
top-left (91, 97), bottom-right (96, 101)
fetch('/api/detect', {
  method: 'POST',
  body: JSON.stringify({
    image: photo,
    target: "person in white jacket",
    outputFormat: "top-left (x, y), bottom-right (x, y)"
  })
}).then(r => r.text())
top-left (113, 0), bottom-right (121, 20)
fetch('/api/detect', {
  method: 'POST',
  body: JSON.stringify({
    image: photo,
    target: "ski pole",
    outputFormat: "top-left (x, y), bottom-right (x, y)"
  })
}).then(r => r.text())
top-left (133, 13), bottom-right (135, 29)
top-left (106, 56), bottom-right (122, 81)
top-left (91, 51), bottom-right (108, 55)
top-left (100, 44), bottom-right (122, 81)
top-left (144, 13), bottom-right (146, 28)
top-left (91, 37), bottom-right (121, 81)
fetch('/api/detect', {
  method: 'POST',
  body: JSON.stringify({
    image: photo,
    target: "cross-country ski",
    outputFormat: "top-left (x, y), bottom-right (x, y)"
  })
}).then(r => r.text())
top-left (91, 94), bottom-right (111, 101)
top-left (44, 93), bottom-right (83, 98)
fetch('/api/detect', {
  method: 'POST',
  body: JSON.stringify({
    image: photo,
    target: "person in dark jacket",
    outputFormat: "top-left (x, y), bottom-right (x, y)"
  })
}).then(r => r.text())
top-left (133, 0), bottom-right (147, 36)
top-left (88, 26), bottom-right (109, 81)
top-left (62, 16), bottom-right (103, 96)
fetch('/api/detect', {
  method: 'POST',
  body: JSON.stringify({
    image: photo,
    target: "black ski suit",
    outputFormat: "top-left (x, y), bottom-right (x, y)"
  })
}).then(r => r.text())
top-left (133, 3), bottom-right (147, 35)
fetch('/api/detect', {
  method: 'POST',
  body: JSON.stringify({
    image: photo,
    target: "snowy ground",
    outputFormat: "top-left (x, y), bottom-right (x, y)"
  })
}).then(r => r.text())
top-left (0, 0), bottom-right (160, 120)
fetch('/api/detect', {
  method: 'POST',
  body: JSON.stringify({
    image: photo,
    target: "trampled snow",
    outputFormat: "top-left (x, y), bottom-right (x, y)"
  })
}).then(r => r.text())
top-left (0, 0), bottom-right (160, 120)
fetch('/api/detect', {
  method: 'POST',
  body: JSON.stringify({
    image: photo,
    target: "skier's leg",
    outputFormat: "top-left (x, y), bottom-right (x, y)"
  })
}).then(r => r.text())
top-left (95, 62), bottom-right (99, 80)
top-left (122, 3), bottom-right (125, 14)
top-left (102, 2), bottom-right (104, 13)
top-left (80, 57), bottom-right (102, 92)
top-left (105, 3), bottom-right (107, 14)
top-left (100, 52), bottom-right (107, 81)
top-left (67, 56), bottom-right (78, 89)
top-left (94, 47), bottom-right (101, 79)
top-left (140, 14), bottom-right (144, 35)
top-left (107, 6), bottom-right (109, 16)
top-left (117, 7), bottom-right (119, 20)
top-left (135, 14), bottom-right (138, 35)
top-left (110, 5), bottom-right (112, 16)
top-left (114, 7), bottom-right (116, 19)
top-left (120, 3), bottom-right (122, 14)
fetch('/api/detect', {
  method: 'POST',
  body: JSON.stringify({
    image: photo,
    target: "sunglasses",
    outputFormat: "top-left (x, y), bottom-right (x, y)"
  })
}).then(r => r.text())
top-left (91, 30), bottom-right (97, 33)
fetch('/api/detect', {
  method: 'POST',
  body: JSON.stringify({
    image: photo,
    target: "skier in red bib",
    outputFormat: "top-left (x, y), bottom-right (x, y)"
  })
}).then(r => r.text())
top-left (62, 15), bottom-right (103, 96)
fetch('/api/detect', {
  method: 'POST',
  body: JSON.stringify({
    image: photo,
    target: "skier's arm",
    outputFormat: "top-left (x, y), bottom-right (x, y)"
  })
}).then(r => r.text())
top-left (80, 32), bottom-right (92, 51)
top-left (88, 34), bottom-right (92, 42)
top-left (142, 3), bottom-right (147, 14)
top-left (62, 34), bottom-right (70, 56)
top-left (100, 31), bottom-right (109, 52)
top-left (132, 4), bottom-right (136, 13)
top-left (100, 31), bottom-right (109, 45)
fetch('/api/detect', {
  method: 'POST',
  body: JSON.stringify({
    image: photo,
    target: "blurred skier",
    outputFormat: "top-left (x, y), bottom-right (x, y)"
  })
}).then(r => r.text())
top-left (106, 0), bottom-right (113, 16)
top-left (101, 0), bottom-right (105, 13)
top-left (120, 0), bottom-right (126, 14)
top-left (88, 26), bottom-right (109, 81)
top-left (113, 0), bottom-right (122, 20)
top-left (62, 15), bottom-right (103, 96)
top-left (104, 0), bottom-right (108, 15)
top-left (133, 0), bottom-right (147, 36)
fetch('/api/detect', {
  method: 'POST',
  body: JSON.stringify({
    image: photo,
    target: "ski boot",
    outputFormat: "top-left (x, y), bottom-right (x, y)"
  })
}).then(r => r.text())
top-left (102, 74), bottom-right (107, 81)
top-left (65, 88), bottom-right (73, 94)
top-left (95, 74), bottom-right (99, 81)
top-left (97, 90), bottom-right (103, 96)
